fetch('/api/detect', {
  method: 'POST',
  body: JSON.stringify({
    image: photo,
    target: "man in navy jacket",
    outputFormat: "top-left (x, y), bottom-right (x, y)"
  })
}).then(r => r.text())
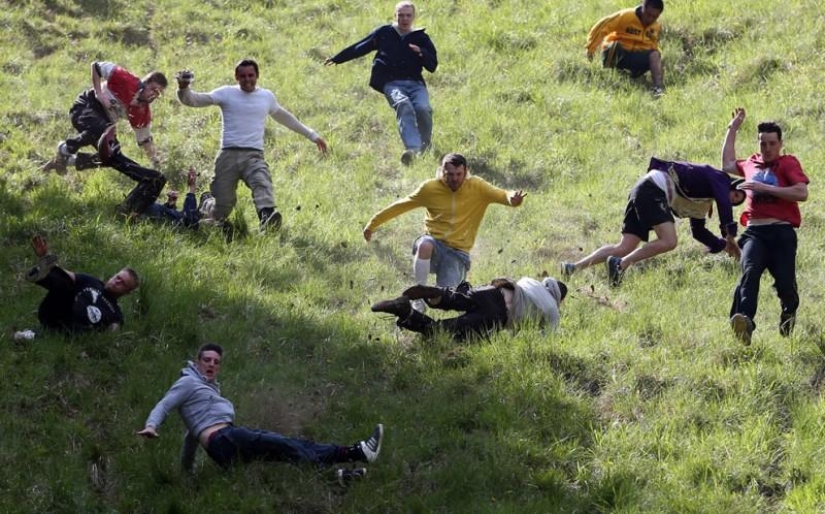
top-left (325, 1), bottom-right (438, 165)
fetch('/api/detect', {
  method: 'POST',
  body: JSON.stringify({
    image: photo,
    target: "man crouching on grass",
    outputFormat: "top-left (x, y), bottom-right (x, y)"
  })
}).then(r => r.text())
top-left (137, 343), bottom-right (383, 485)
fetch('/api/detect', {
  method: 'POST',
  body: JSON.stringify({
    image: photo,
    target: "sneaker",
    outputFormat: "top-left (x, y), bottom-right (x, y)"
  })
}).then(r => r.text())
top-left (731, 313), bottom-right (754, 346)
top-left (651, 86), bottom-right (665, 98)
top-left (13, 329), bottom-right (36, 342)
top-left (606, 256), bottom-right (624, 287)
top-left (358, 424), bottom-right (383, 463)
top-left (400, 149), bottom-right (416, 166)
top-left (402, 284), bottom-right (442, 300)
top-left (560, 262), bottom-right (576, 279)
top-left (259, 208), bottom-right (282, 231)
top-left (41, 143), bottom-right (68, 175)
top-left (336, 467), bottom-right (367, 486)
top-left (371, 297), bottom-right (412, 318)
top-left (411, 299), bottom-right (427, 314)
top-left (779, 312), bottom-right (796, 338)
top-left (26, 254), bottom-right (59, 283)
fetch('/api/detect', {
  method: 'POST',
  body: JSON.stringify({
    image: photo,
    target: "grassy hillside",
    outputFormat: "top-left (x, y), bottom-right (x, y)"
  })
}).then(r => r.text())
top-left (2, 0), bottom-right (825, 512)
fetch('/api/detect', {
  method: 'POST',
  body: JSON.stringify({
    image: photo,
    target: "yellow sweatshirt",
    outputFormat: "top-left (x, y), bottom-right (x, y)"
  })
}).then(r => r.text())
top-left (586, 7), bottom-right (660, 55)
top-left (366, 176), bottom-right (513, 252)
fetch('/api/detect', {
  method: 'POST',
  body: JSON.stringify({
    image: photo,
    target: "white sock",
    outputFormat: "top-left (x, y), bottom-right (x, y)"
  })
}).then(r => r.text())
top-left (413, 258), bottom-right (430, 285)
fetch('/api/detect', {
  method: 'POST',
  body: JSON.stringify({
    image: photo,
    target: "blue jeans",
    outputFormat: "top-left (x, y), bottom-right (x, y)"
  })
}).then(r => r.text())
top-left (205, 426), bottom-right (344, 469)
top-left (730, 225), bottom-right (799, 330)
top-left (382, 80), bottom-right (432, 151)
top-left (414, 236), bottom-right (471, 287)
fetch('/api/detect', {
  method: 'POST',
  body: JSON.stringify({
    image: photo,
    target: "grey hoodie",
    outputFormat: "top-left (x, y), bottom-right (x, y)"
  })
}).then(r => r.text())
top-left (145, 361), bottom-right (235, 470)
top-left (509, 277), bottom-right (562, 330)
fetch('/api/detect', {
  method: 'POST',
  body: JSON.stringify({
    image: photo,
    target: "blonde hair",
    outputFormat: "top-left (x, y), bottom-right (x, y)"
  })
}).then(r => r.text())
top-left (395, 1), bottom-right (416, 15)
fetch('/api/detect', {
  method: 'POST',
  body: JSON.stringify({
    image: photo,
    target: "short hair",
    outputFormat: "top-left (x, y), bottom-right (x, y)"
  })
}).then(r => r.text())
top-left (395, 1), bottom-right (416, 14)
top-left (142, 71), bottom-right (168, 88)
top-left (757, 121), bottom-right (782, 141)
top-left (124, 267), bottom-right (140, 288)
top-left (441, 152), bottom-right (467, 168)
top-left (644, 0), bottom-right (664, 11)
top-left (557, 281), bottom-right (568, 302)
top-left (235, 59), bottom-right (260, 76)
top-left (197, 343), bottom-right (224, 359)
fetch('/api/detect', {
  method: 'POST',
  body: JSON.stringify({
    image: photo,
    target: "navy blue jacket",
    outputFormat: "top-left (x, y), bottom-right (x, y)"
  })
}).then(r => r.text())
top-left (330, 24), bottom-right (437, 92)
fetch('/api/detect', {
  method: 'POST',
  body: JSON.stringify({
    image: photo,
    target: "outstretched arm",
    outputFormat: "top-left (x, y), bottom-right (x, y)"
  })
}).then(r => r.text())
top-left (31, 235), bottom-right (75, 282)
top-left (270, 107), bottom-right (328, 154)
top-left (722, 108), bottom-right (745, 174)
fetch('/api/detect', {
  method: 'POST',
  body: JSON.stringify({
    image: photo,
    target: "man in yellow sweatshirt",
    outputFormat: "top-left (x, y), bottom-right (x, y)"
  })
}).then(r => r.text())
top-left (363, 153), bottom-right (525, 309)
top-left (586, 0), bottom-right (665, 96)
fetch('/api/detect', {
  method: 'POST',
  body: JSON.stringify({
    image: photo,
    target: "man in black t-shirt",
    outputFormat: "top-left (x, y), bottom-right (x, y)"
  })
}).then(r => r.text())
top-left (25, 236), bottom-right (139, 333)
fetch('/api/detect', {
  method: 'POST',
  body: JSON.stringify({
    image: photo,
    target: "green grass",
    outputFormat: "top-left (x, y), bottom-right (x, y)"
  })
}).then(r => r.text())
top-left (2, 0), bottom-right (825, 512)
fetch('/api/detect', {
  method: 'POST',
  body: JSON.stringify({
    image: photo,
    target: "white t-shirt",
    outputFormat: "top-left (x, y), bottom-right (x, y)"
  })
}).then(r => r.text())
top-left (178, 86), bottom-right (317, 150)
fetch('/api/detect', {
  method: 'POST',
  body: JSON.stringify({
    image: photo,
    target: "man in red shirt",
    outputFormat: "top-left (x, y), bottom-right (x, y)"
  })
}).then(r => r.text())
top-left (722, 108), bottom-right (809, 344)
top-left (42, 61), bottom-right (168, 214)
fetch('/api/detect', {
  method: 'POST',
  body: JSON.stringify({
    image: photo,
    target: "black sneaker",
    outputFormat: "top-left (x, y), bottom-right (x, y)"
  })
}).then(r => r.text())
top-left (26, 254), bottom-right (59, 283)
top-left (358, 424), bottom-right (383, 463)
top-left (606, 256), bottom-right (624, 287)
top-left (259, 208), bottom-right (282, 231)
top-left (779, 312), bottom-right (796, 337)
top-left (400, 149), bottom-right (416, 166)
top-left (336, 467), bottom-right (367, 486)
top-left (371, 297), bottom-right (412, 318)
top-left (731, 313), bottom-right (754, 345)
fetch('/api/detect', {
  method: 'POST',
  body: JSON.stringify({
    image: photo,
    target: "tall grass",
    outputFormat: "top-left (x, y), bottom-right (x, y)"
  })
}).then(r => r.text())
top-left (2, 0), bottom-right (825, 512)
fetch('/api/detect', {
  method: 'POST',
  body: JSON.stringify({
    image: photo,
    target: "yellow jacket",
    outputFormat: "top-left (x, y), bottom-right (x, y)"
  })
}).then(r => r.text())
top-left (586, 7), bottom-right (660, 55)
top-left (366, 176), bottom-right (514, 252)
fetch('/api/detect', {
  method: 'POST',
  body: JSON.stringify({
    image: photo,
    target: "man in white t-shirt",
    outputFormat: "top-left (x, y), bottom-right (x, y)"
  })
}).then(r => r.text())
top-left (176, 59), bottom-right (328, 233)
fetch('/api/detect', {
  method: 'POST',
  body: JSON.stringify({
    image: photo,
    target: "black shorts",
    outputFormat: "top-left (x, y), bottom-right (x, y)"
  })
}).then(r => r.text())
top-left (621, 179), bottom-right (674, 241)
top-left (602, 42), bottom-right (652, 78)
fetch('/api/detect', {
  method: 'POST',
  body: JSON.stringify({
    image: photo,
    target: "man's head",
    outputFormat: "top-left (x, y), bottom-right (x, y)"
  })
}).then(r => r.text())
top-left (196, 343), bottom-right (223, 381)
top-left (542, 277), bottom-right (568, 304)
top-left (438, 153), bottom-right (469, 192)
top-left (757, 121), bottom-right (783, 164)
top-left (235, 59), bottom-right (260, 93)
top-left (639, 0), bottom-right (664, 27)
top-left (730, 178), bottom-right (746, 206)
top-left (105, 268), bottom-right (139, 298)
top-left (138, 71), bottom-right (168, 103)
top-left (394, 1), bottom-right (416, 32)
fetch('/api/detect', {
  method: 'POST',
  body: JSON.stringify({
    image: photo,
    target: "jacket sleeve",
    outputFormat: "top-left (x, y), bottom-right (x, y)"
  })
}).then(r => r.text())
top-left (365, 195), bottom-right (423, 232)
top-left (145, 377), bottom-right (193, 429)
top-left (180, 431), bottom-right (200, 472)
top-left (711, 178), bottom-right (738, 239)
top-left (419, 33), bottom-right (438, 73)
top-left (585, 12), bottom-right (621, 54)
top-left (475, 178), bottom-right (511, 206)
top-left (690, 218), bottom-right (726, 253)
top-left (330, 29), bottom-right (379, 64)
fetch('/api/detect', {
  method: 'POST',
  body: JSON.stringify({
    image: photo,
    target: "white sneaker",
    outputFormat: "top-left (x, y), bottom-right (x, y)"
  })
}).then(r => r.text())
top-left (358, 424), bottom-right (383, 463)
top-left (13, 329), bottom-right (36, 341)
top-left (411, 299), bottom-right (427, 313)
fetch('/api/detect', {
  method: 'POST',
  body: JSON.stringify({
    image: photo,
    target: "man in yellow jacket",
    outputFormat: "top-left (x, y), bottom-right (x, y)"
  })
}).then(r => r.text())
top-left (586, 0), bottom-right (665, 96)
top-left (364, 153), bottom-right (525, 309)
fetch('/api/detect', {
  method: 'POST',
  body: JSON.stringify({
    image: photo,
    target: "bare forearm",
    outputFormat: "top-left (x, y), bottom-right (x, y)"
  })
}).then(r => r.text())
top-left (721, 127), bottom-right (738, 173)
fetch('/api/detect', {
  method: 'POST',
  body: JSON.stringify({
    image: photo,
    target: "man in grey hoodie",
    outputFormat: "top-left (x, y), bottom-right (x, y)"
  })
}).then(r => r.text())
top-left (137, 343), bottom-right (383, 481)
top-left (371, 276), bottom-right (566, 341)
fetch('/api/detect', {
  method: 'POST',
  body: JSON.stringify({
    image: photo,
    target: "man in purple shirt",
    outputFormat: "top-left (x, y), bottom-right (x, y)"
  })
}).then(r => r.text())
top-left (560, 157), bottom-right (746, 286)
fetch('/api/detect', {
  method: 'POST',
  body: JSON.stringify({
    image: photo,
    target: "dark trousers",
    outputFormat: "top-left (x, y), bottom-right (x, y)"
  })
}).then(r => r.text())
top-left (730, 225), bottom-right (799, 329)
top-left (67, 90), bottom-right (166, 214)
top-left (205, 426), bottom-right (344, 469)
top-left (399, 285), bottom-right (509, 341)
top-left (36, 267), bottom-right (76, 330)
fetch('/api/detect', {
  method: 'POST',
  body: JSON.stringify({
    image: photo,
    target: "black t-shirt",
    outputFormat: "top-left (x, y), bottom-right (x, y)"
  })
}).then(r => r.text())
top-left (71, 274), bottom-right (124, 330)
